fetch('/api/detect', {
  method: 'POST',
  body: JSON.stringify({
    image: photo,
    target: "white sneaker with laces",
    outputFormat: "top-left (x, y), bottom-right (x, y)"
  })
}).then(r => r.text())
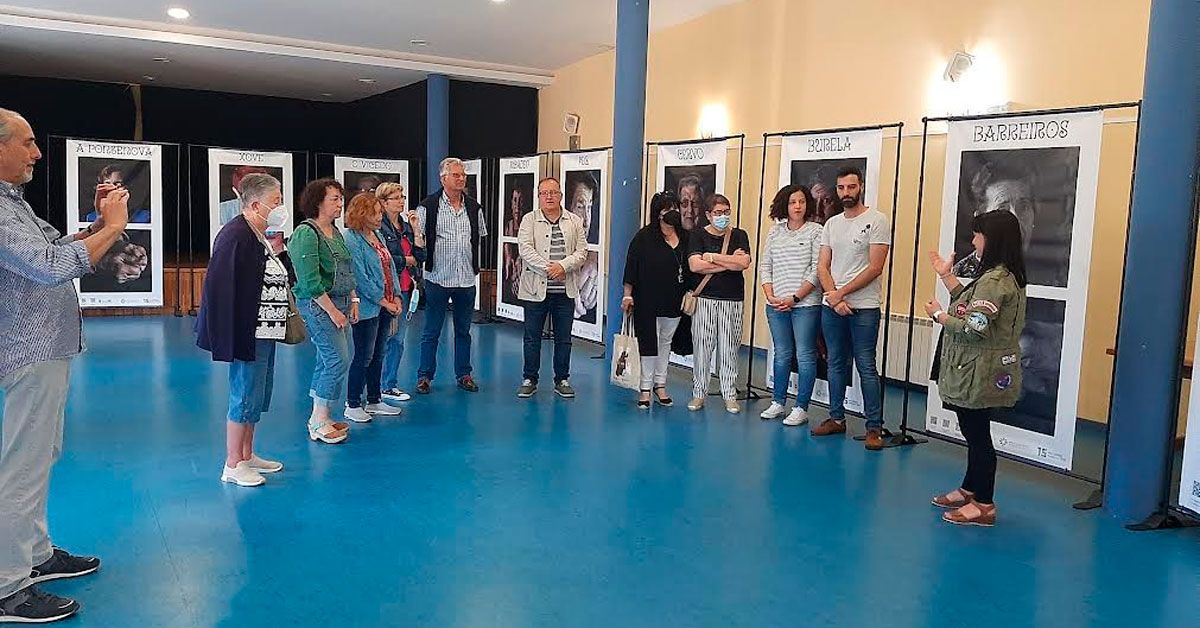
top-left (221, 461), bottom-right (265, 487)
top-left (247, 453), bottom-right (283, 473)
top-left (365, 402), bottom-right (402, 416)
top-left (782, 407), bottom-right (809, 427)
top-left (382, 388), bottom-right (412, 402)
top-left (760, 402), bottom-right (785, 420)
top-left (344, 406), bottom-right (372, 423)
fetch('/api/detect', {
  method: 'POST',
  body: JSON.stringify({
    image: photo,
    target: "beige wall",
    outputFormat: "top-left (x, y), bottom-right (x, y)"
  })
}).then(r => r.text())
top-left (538, 0), bottom-right (1154, 423)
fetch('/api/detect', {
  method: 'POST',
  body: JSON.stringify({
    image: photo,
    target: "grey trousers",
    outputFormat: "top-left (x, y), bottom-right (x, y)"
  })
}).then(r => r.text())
top-left (0, 360), bottom-right (70, 598)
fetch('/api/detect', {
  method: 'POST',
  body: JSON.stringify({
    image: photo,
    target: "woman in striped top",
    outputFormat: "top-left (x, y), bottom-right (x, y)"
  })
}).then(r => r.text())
top-left (759, 184), bottom-right (824, 426)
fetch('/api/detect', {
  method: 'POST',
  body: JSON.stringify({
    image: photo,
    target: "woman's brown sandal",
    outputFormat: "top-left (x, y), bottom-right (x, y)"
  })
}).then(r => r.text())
top-left (942, 502), bottom-right (996, 527)
top-left (931, 488), bottom-right (974, 509)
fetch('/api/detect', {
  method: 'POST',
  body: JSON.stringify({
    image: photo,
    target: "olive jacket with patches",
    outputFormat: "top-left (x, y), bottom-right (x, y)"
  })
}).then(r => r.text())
top-left (933, 265), bottom-right (1027, 410)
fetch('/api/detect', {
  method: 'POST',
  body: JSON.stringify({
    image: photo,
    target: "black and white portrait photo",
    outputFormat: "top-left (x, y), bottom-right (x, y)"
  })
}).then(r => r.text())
top-left (77, 158), bottom-right (153, 224)
top-left (501, 242), bottom-right (522, 309)
top-left (80, 229), bottom-right (153, 295)
top-left (789, 158), bottom-right (868, 225)
top-left (989, 297), bottom-right (1066, 436)
top-left (564, 170), bottom-right (602, 246)
top-left (344, 171), bottom-right (400, 197)
top-left (574, 249), bottom-right (600, 324)
top-left (663, 165), bottom-right (717, 231)
top-left (951, 148), bottom-right (1080, 288)
top-left (216, 164), bottom-right (285, 227)
top-left (502, 173), bottom-right (534, 238)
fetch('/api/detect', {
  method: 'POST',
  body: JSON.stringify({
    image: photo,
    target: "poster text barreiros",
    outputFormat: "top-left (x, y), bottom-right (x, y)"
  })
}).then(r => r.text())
top-left (971, 119), bottom-right (1072, 143)
top-left (75, 142), bottom-right (156, 157)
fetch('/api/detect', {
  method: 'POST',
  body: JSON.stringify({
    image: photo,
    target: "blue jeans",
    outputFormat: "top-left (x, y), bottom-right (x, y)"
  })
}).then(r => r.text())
top-left (381, 291), bottom-right (412, 391)
top-left (227, 340), bottom-right (277, 424)
top-left (820, 306), bottom-right (883, 429)
top-left (522, 292), bottom-right (575, 383)
top-left (765, 305), bottom-right (820, 407)
top-left (348, 311), bottom-right (394, 408)
top-left (418, 281), bottom-right (476, 381)
top-left (299, 297), bottom-right (352, 408)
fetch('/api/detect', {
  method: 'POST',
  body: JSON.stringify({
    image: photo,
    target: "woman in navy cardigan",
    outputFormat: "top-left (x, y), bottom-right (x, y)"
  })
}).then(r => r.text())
top-left (196, 173), bottom-right (288, 488)
top-left (343, 192), bottom-right (404, 423)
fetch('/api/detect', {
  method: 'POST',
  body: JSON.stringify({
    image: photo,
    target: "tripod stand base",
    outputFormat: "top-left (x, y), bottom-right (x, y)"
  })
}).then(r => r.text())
top-left (1125, 511), bottom-right (1200, 531)
top-left (1072, 489), bottom-right (1103, 511)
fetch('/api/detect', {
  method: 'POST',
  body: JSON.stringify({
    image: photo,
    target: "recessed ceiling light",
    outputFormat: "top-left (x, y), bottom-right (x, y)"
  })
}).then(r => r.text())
top-left (320, 92), bottom-right (334, 97)
top-left (166, 7), bottom-right (190, 20)
top-left (357, 78), bottom-right (376, 84)
top-left (152, 57), bottom-right (171, 63)
top-left (492, 0), bottom-right (506, 3)
top-left (142, 75), bottom-right (156, 82)
top-left (409, 39), bottom-right (428, 46)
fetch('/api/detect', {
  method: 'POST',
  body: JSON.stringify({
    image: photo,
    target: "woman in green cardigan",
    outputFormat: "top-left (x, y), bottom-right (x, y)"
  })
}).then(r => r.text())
top-left (288, 178), bottom-right (359, 444)
top-left (924, 210), bottom-right (1028, 527)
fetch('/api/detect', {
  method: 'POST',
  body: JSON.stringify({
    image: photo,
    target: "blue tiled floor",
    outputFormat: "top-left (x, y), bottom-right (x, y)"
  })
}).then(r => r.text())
top-left (16, 316), bottom-right (1200, 627)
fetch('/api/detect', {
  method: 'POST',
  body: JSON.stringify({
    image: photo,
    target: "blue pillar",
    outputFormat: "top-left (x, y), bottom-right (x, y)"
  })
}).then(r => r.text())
top-left (426, 73), bottom-right (450, 193)
top-left (1104, 0), bottom-right (1200, 523)
top-left (604, 0), bottom-right (650, 347)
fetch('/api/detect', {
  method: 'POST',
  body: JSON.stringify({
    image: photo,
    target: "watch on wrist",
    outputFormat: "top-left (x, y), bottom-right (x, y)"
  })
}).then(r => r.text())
top-left (791, 294), bottom-right (801, 304)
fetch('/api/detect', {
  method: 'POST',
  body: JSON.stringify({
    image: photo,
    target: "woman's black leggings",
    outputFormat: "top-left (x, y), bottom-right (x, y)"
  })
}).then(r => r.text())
top-left (955, 407), bottom-right (997, 504)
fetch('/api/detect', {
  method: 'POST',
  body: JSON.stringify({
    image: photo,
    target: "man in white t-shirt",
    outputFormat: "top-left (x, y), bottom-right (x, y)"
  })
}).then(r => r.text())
top-left (813, 167), bottom-right (891, 450)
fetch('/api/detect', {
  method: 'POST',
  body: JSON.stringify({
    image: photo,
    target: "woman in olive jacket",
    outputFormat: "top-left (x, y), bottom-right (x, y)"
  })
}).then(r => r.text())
top-left (924, 210), bottom-right (1028, 527)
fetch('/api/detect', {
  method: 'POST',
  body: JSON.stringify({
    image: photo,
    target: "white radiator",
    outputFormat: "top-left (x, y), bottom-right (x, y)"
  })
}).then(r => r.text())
top-left (877, 312), bottom-right (934, 386)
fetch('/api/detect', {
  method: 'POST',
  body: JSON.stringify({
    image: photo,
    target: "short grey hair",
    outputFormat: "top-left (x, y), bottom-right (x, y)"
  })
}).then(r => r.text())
top-left (0, 108), bottom-right (24, 143)
top-left (238, 172), bottom-right (281, 207)
top-left (439, 157), bottom-right (465, 177)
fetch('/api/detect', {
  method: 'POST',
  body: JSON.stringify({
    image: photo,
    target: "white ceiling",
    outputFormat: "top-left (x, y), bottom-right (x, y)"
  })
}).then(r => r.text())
top-left (0, 1), bottom-right (741, 101)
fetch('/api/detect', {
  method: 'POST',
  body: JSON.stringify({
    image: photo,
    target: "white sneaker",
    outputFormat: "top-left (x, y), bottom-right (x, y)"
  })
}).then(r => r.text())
top-left (365, 402), bottom-right (402, 416)
top-left (344, 406), bottom-right (372, 423)
top-left (760, 402), bottom-right (786, 420)
top-left (382, 388), bottom-right (412, 402)
top-left (782, 407), bottom-right (809, 427)
top-left (247, 453), bottom-right (283, 473)
top-left (221, 461), bottom-right (265, 487)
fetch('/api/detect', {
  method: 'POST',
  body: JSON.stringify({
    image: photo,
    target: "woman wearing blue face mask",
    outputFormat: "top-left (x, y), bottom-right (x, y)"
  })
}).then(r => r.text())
top-left (196, 172), bottom-right (291, 487)
top-left (686, 194), bottom-right (753, 414)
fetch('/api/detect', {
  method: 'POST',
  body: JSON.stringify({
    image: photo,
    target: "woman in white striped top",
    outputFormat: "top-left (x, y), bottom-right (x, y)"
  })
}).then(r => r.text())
top-left (760, 184), bottom-right (824, 426)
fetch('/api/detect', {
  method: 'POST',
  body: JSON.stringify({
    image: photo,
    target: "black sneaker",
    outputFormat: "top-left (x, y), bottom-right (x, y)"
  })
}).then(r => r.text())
top-left (0, 586), bottom-right (79, 623)
top-left (416, 378), bottom-right (432, 394)
top-left (30, 548), bottom-right (100, 585)
top-left (457, 375), bottom-right (480, 393)
top-left (554, 380), bottom-right (576, 399)
top-left (516, 379), bottom-right (537, 398)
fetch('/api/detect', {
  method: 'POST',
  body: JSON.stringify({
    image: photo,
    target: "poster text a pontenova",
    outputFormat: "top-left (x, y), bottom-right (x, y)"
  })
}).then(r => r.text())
top-left (65, 139), bottom-right (165, 308)
top-left (926, 110), bottom-right (1104, 470)
top-left (764, 128), bottom-right (884, 413)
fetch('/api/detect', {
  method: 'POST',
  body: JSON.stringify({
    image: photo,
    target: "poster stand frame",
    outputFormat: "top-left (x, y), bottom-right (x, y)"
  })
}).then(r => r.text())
top-left (549, 146), bottom-right (614, 352)
top-left (183, 144), bottom-right (310, 315)
top-left (640, 134), bottom-right (748, 397)
top-left (484, 152), bottom-right (551, 325)
top-left (743, 123), bottom-right (908, 441)
top-left (45, 135), bottom-right (183, 315)
top-left (906, 102), bottom-right (1142, 495)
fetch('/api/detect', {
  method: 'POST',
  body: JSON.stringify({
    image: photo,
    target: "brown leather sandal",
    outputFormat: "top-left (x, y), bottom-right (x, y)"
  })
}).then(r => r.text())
top-left (931, 488), bottom-right (974, 509)
top-left (942, 501), bottom-right (996, 527)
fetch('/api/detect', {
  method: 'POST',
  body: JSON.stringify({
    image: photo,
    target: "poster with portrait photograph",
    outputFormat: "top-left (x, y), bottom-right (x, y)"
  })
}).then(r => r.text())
top-left (207, 149), bottom-right (294, 251)
top-left (655, 139), bottom-right (730, 372)
top-left (65, 140), bottom-right (164, 308)
top-left (334, 156), bottom-right (409, 228)
top-left (494, 155), bottom-right (542, 322)
top-left (560, 149), bottom-right (608, 342)
top-left (1179, 317), bottom-right (1200, 515)
top-left (463, 158), bottom-right (483, 310)
top-left (762, 129), bottom-right (886, 413)
top-left (927, 111), bottom-right (1102, 470)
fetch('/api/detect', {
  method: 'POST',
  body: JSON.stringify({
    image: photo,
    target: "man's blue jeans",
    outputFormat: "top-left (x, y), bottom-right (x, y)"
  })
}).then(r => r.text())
top-left (820, 306), bottom-right (883, 429)
top-left (522, 293), bottom-right (575, 384)
top-left (765, 305), bottom-right (820, 407)
top-left (418, 281), bottom-right (476, 381)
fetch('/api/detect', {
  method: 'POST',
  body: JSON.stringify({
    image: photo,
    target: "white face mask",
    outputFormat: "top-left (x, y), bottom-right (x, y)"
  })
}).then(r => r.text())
top-left (266, 205), bottom-right (289, 231)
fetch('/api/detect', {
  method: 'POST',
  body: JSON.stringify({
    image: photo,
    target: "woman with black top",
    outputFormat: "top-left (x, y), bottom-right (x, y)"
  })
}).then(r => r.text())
top-left (621, 192), bottom-right (692, 409)
top-left (686, 194), bottom-right (752, 414)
